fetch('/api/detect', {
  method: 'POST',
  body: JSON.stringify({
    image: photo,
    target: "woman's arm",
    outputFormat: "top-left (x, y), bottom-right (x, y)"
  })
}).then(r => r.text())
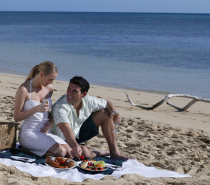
top-left (39, 85), bottom-right (54, 133)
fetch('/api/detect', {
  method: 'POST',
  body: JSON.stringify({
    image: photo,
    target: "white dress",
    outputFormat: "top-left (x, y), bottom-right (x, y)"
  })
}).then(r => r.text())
top-left (18, 79), bottom-right (66, 157)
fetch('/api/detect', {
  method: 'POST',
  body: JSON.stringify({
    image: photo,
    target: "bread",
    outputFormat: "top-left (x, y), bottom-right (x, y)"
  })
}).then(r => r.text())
top-left (55, 157), bottom-right (64, 162)
top-left (45, 156), bottom-right (53, 164)
top-left (65, 160), bottom-right (75, 168)
top-left (50, 161), bottom-right (59, 168)
top-left (46, 156), bottom-right (75, 168)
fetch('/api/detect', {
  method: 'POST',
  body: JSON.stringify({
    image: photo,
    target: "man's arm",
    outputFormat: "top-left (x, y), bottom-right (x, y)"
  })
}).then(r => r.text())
top-left (106, 100), bottom-right (121, 123)
top-left (106, 100), bottom-right (116, 114)
top-left (57, 122), bottom-right (82, 159)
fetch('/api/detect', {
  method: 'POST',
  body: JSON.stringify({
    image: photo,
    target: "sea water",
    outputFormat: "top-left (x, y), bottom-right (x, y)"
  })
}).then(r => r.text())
top-left (0, 12), bottom-right (210, 98)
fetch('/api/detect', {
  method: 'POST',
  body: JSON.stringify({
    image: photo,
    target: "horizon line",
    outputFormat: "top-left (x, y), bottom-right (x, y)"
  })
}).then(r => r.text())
top-left (0, 10), bottom-right (210, 15)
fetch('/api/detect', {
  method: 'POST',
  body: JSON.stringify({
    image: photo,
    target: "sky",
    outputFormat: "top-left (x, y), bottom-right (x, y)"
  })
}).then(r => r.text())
top-left (0, 0), bottom-right (210, 14)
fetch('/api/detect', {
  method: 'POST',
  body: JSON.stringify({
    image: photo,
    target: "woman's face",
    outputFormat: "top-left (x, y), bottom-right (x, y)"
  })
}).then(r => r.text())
top-left (41, 72), bottom-right (58, 86)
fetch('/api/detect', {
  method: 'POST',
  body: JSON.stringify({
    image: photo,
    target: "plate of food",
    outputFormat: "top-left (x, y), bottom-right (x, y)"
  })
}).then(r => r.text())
top-left (78, 160), bottom-right (108, 172)
top-left (45, 156), bottom-right (77, 170)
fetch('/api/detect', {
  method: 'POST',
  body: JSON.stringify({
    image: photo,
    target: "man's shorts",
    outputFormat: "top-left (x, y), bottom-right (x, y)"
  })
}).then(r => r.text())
top-left (76, 114), bottom-right (99, 144)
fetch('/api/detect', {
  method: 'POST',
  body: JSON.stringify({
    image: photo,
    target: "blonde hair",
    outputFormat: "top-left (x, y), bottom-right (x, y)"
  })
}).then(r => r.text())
top-left (26, 61), bottom-right (58, 81)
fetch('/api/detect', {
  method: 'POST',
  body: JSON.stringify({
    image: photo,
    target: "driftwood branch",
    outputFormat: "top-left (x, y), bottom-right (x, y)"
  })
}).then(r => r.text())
top-left (126, 93), bottom-right (210, 111)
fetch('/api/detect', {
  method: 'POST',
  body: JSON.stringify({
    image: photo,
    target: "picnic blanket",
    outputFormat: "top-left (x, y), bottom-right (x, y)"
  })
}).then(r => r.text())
top-left (0, 148), bottom-right (190, 182)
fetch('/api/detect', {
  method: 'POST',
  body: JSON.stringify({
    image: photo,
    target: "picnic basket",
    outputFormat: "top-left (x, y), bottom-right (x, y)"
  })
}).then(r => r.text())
top-left (0, 122), bottom-right (19, 150)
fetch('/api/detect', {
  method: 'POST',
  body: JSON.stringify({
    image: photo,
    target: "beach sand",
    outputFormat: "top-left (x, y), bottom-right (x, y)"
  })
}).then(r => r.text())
top-left (0, 72), bottom-right (210, 185)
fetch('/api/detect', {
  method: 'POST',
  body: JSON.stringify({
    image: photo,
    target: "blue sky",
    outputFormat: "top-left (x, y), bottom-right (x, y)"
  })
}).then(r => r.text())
top-left (0, 0), bottom-right (210, 13)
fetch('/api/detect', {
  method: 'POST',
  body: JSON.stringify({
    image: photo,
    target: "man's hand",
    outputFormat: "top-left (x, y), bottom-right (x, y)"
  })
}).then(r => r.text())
top-left (111, 111), bottom-right (122, 123)
top-left (40, 120), bottom-right (53, 133)
top-left (70, 145), bottom-right (82, 159)
top-left (80, 155), bottom-right (85, 160)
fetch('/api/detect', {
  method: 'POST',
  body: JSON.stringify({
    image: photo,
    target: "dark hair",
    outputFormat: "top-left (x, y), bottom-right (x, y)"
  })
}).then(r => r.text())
top-left (70, 76), bottom-right (90, 93)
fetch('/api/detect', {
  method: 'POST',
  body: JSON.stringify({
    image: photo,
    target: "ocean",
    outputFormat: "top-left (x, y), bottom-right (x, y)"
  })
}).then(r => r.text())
top-left (0, 11), bottom-right (210, 98)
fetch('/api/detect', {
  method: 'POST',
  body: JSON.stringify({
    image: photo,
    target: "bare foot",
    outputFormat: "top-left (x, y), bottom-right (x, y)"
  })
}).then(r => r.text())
top-left (110, 153), bottom-right (135, 160)
top-left (93, 150), bottom-right (110, 157)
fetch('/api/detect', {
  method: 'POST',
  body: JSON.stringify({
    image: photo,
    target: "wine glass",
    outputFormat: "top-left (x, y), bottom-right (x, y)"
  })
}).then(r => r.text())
top-left (42, 98), bottom-right (49, 121)
top-left (43, 98), bottom-right (49, 106)
top-left (112, 112), bottom-right (119, 133)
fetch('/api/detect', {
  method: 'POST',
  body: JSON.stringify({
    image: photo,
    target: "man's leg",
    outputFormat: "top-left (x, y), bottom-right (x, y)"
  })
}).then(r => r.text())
top-left (80, 145), bottom-right (110, 159)
top-left (76, 115), bottom-right (110, 158)
top-left (92, 109), bottom-right (135, 159)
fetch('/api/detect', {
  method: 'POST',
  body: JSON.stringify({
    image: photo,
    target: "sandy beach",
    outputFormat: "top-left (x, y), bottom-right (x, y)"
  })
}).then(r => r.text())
top-left (1, 72), bottom-right (210, 185)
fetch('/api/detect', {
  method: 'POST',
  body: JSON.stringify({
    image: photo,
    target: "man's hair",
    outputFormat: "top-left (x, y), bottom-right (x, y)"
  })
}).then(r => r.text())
top-left (70, 76), bottom-right (90, 93)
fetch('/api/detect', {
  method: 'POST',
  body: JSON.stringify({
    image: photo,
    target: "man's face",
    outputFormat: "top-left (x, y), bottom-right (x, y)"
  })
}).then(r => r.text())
top-left (67, 83), bottom-right (85, 104)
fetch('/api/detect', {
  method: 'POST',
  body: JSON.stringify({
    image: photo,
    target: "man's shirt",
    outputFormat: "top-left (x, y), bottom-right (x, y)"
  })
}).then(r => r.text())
top-left (50, 94), bottom-right (107, 140)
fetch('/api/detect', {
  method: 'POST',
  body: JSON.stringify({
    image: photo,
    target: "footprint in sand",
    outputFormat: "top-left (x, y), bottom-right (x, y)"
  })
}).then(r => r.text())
top-left (126, 129), bottom-right (133, 133)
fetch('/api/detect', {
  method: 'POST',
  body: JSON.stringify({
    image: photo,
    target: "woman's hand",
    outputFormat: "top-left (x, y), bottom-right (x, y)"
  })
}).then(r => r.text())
top-left (40, 120), bottom-right (53, 133)
top-left (35, 103), bottom-right (49, 113)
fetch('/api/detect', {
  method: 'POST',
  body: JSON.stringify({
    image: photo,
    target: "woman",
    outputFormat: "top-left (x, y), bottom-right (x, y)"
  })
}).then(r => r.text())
top-left (14, 61), bottom-right (72, 157)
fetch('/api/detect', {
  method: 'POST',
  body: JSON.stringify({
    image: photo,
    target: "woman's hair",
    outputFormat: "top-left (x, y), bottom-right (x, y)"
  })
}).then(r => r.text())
top-left (26, 61), bottom-right (58, 81)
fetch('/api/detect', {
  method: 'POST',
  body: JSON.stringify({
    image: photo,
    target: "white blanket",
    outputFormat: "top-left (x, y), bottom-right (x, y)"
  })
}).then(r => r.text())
top-left (0, 158), bottom-right (190, 182)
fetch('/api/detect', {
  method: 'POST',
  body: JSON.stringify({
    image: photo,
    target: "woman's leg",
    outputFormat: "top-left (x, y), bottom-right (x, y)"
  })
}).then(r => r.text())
top-left (61, 144), bottom-right (73, 158)
top-left (44, 143), bottom-right (72, 157)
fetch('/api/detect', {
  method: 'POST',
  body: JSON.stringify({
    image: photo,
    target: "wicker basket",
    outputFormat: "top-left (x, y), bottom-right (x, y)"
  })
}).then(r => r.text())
top-left (0, 122), bottom-right (19, 150)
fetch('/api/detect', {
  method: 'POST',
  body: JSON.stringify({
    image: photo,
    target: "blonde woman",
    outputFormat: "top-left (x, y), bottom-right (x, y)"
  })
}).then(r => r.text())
top-left (14, 61), bottom-right (72, 157)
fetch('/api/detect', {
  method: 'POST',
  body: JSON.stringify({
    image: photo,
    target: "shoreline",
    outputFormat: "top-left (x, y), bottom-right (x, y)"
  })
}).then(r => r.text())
top-left (0, 71), bottom-right (170, 96)
top-left (1, 66), bottom-right (209, 99)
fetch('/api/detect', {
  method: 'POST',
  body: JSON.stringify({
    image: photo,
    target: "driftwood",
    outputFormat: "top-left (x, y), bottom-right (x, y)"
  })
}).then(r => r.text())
top-left (126, 93), bottom-right (210, 111)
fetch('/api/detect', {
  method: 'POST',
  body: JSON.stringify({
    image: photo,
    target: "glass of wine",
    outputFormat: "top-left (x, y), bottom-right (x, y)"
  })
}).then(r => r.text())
top-left (42, 98), bottom-right (49, 121)
top-left (112, 111), bottom-right (119, 133)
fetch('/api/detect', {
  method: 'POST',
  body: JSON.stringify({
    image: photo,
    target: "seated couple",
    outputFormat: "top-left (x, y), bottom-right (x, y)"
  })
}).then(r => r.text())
top-left (14, 61), bottom-right (134, 160)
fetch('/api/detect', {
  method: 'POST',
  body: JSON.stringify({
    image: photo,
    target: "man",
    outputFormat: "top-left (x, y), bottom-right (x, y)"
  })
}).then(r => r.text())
top-left (51, 76), bottom-right (134, 159)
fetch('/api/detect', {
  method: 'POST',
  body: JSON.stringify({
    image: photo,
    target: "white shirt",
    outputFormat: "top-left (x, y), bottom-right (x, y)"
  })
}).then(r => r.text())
top-left (50, 94), bottom-right (107, 139)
